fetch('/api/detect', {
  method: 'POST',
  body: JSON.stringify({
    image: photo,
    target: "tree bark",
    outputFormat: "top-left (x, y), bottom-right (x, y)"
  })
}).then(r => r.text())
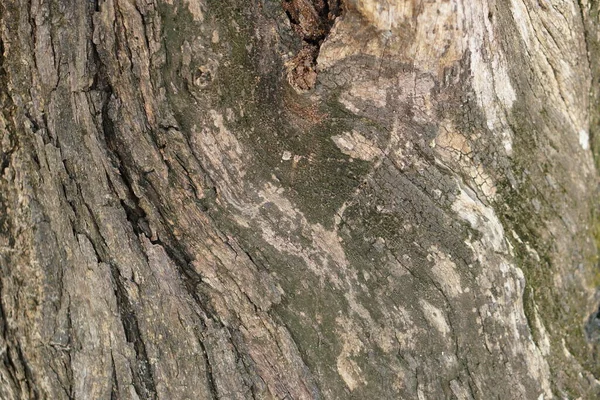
top-left (1, 0), bottom-right (600, 398)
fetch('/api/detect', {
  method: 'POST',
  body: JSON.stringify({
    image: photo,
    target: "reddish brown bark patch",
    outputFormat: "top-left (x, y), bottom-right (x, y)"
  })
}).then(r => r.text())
top-left (283, 0), bottom-right (342, 91)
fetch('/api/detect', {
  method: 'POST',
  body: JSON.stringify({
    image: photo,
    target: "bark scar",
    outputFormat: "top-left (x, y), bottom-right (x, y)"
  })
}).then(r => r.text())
top-left (283, 0), bottom-right (342, 91)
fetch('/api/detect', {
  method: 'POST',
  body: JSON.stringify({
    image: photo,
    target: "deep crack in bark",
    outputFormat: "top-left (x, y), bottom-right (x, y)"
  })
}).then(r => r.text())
top-left (283, 0), bottom-right (342, 90)
top-left (110, 263), bottom-right (157, 400)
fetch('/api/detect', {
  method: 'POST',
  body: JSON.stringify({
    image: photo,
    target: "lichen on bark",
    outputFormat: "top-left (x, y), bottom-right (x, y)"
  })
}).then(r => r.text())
top-left (0, 0), bottom-right (599, 399)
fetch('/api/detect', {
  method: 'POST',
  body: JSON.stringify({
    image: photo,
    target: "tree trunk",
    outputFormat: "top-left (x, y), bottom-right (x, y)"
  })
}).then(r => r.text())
top-left (1, 0), bottom-right (600, 398)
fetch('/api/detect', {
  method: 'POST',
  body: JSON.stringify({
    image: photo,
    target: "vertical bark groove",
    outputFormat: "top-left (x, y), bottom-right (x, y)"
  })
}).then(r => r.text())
top-left (0, 0), bottom-right (599, 398)
top-left (110, 264), bottom-right (157, 400)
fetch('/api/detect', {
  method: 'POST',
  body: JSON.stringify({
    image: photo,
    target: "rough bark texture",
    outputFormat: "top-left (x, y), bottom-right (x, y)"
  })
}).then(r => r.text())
top-left (1, 0), bottom-right (600, 398)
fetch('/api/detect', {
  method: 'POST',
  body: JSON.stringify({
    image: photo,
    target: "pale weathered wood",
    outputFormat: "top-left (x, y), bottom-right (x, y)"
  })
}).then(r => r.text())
top-left (0, 0), bottom-right (599, 398)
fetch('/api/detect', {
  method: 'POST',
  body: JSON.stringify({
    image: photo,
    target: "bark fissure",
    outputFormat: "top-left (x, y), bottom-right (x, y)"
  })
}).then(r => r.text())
top-left (110, 351), bottom-right (119, 400)
top-left (92, 41), bottom-right (223, 399)
top-left (8, 346), bottom-right (38, 400)
top-left (109, 263), bottom-right (157, 400)
top-left (196, 337), bottom-right (219, 400)
top-left (47, 362), bottom-right (72, 400)
top-left (576, 0), bottom-right (594, 71)
top-left (0, 0), bottom-right (599, 398)
top-left (0, 150), bottom-right (9, 175)
top-left (95, 58), bottom-right (233, 397)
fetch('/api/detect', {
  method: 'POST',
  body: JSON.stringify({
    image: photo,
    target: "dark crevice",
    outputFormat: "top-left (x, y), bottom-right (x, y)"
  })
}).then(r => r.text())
top-left (575, 0), bottom-right (594, 73)
top-left (585, 307), bottom-right (600, 343)
top-left (173, 154), bottom-right (201, 199)
top-left (1, 351), bottom-right (20, 396)
top-left (28, 2), bottom-right (39, 74)
top-left (47, 362), bottom-right (72, 400)
top-left (94, 94), bottom-right (159, 400)
top-left (132, 2), bottom-right (151, 52)
top-left (95, 36), bottom-right (211, 308)
top-left (282, 0), bottom-right (343, 90)
top-left (0, 286), bottom-right (21, 398)
top-left (0, 151), bottom-right (9, 175)
top-left (462, 360), bottom-right (478, 399)
top-left (8, 345), bottom-right (39, 399)
top-left (0, 32), bottom-right (37, 398)
top-left (90, 43), bottom-right (157, 398)
top-left (0, 283), bottom-right (6, 341)
top-left (197, 338), bottom-right (219, 399)
top-left (63, 303), bottom-right (74, 399)
top-left (89, 12), bottom-right (234, 398)
top-left (0, 28), bottom-right (32, 398)
top-left (93, 54), bottom-right (159, 249)
top-left (284, 10), bottom-right (296, 25)
top-left (283, 0), bottom-right (341, 42)
top-left (110, 264), bottom-right (157, 400)
top-left (120, 199), bottom-right (154, 240)
top-left (138, 177), bottom-right (221, 320)
top-left (59, 183), bottom-right (78, 220)
top-left (98, 80), bottom-right (156, 246)
top-left (0, 38), bottom-right (16, 176)
top-left (129, 180), bottom-right (228, 399)
top-left (110, 352), bottom-right (120, 400)
top-left (95, 61), bottom-right (225, 400)
top-left (228, 328), bottom-right (268, 399)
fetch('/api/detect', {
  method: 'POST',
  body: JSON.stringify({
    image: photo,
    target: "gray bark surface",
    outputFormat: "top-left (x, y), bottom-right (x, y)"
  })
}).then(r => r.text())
top-left (1, 0), bottom-right (600, 398)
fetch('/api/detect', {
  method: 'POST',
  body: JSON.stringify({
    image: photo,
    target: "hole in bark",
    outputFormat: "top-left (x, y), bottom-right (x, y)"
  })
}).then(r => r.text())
top-left (283, 0), bottom-right (343, 91)
top-left (192, 65), bottom-right (212, 88)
